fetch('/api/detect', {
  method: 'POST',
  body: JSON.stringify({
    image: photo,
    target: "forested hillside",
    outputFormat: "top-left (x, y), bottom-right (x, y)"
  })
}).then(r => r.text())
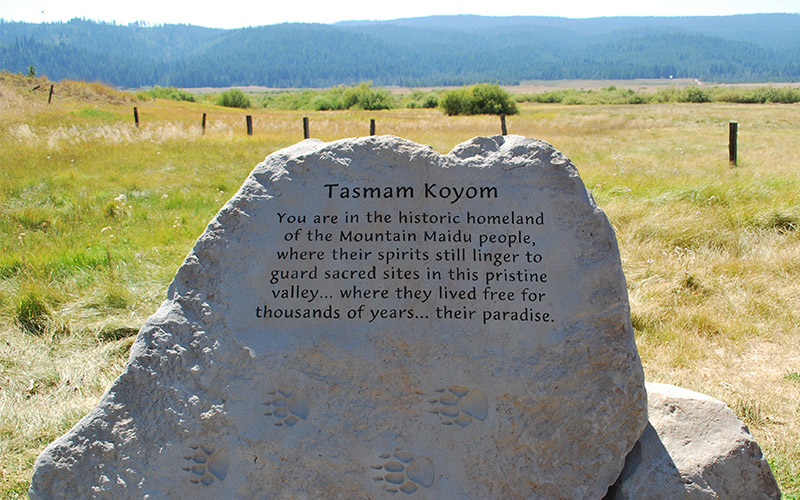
top-left (1, 14), bottom-right (799, 87)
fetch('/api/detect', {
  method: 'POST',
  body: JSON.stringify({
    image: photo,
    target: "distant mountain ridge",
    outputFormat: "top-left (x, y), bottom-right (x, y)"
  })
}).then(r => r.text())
top-left (1, 14), bottom-right (798, 88)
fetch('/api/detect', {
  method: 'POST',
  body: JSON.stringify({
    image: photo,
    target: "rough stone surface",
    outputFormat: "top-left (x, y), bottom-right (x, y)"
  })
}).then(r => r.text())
top-left (606, 382), bottom-right (781, 500)
top-left (30, 135), bottom-right (647, 499)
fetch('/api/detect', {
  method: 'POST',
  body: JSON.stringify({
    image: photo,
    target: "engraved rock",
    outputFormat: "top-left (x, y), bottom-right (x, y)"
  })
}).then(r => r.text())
top-left (30, 135), bottom-right (648, 499)
top-left (393, 451), bottom-right (415, 464)
top-left (459, 389), bottom-right (488, 421)
top-left (406, 456), bottom-right (435, 488)
top-left (448, 386), bottom-right (470, 397)
top-left (606, 382), bottom-right (781, 500)
top-left (384, 461), bottom-right (405, 473)
top-left (287, 391), bottom-right (310, 420)
top-left (400, 481), bottom-right (419, 494)
top-left (206, 448), bottom-right (229, 481)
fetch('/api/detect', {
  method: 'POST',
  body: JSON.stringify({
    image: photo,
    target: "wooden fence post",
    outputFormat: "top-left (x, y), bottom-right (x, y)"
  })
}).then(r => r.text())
top-left (500, 114), bottom-right (508, 136)
top-left (246, 115), bottom-right (253, 136)
top-left (729, 122), bottom-right (738, 166)
top-left (133, 107), bottom-right (139, 128)
top-left (370, 119), bottom-right (376, 136)
top-left (202, 113), bottom-right (207, 135)
top-left (303, 117), bottom-right (310, 139)
top-left (47, 85), bottom-right (54, 104)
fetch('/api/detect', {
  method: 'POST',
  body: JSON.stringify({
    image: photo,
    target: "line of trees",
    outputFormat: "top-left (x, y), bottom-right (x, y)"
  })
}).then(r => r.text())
top-left (3, 17), bottom-right (798, 88)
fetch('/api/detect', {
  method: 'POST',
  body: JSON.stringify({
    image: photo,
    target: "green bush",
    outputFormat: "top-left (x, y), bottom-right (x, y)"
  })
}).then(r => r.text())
top-left (517, 87), bottom-right (651, 105)
top-left (259, 82), bottom-right (393, 111)
top-left (753, 87), bottom-right (800, 104)
top-left (341, 81), bottom-right (394, 110)
top-left (712, 88), bottom-right (761, 103)
top-left (406, 90), bottom-right (439, 109)
top-left (561, 94), bottom-right (586, 105)
top-left (419, 93), bottom-right (440, 108)
top-left (439, 88), bottom-right (472, 115)
top-left (518, 90), bottom-right (570, 104)
top-left (259, 90), bottom-right (317, 109)
top-left (312, 94), bottom-right (343, 111)
top-left (216, 89), bottom-right (251, 109)
top-left (440, 84), bottom-right (518, 116)
top-left (471, 83), bottom-right (519, 114)
top-left (626, 92), bottom-right (654, 104)
top-left (679, 87), bottom-right (711, 103)
top-left (654, 87), bottom-right (682, 103)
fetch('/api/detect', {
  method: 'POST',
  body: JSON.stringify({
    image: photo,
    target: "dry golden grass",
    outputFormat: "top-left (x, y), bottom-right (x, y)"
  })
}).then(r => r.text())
top-left (1, 77), bottom-right (798, 497)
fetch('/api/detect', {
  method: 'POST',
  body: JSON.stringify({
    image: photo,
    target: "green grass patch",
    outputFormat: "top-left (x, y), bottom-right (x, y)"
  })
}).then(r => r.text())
top-left (71, 107), bottom-right (124, 122)
top-left (784, 372), bottom-right (800, 383)
top-left (1, 479), bottom-right (30, 499)
top-left (768, 450), bottom-right (800, 498)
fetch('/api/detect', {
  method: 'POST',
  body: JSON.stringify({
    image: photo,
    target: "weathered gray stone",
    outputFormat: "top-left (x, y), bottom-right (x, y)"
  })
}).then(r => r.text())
top-left (30, 135), bottom-right (647, 499)
top-left (606, 382), bottom-right (781, 500)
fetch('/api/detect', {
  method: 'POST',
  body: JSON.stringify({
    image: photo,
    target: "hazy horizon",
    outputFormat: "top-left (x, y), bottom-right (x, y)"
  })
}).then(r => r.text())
top-left (3, 0), bottom-right (799, 29)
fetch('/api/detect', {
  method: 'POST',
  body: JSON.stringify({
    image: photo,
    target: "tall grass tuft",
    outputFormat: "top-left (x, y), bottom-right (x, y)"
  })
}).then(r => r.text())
top-left (14, 291), bottom-right (50, 335)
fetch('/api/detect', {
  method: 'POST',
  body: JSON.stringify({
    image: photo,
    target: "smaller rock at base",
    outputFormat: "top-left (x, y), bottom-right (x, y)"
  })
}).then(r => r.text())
top-left (606, 382), bottom-right (781, 500)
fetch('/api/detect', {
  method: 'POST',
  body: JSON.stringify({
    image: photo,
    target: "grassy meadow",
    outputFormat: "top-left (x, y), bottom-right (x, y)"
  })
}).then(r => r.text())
top-left (1, 74), bottom-right (799, 498)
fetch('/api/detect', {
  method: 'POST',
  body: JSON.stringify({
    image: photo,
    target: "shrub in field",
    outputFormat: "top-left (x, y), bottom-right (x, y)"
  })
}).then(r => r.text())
top-left (406, 90), bottom-right (439, 109)
top-left (654, 87), bottom-right (682, 103)
top-left (517, 87), bottom-right (653, 105)
top-left (440, 84), bottom-right (518, 116)
top-left (306, 82), bottom-right (395, 111)
top-left (679, 87), bottom-right (711, 103)
top-left (516, 90), bottom-right (571, 104)
top-left (712, 87), bottom-right (762, 103)
top-left (341, 81), bottom-right (394, 110)
top-left (260, 90), bottom-right (317, 109)
top-left (751, 87), bottom-right (800, 104)
top-left (217, 89), bottom-right (251, 109)
top-left (258, 82), bottom-right (394, 111)
top-left (626, 92), bottom-right (654, 104)
top-left (561, 94), bottom-right (586, 105)
top-left (311, 94), bottom-right (343, 111)
top-left (439, 87), bottom-right (472, 115)
top-left (470, 83), bottom-right (519, 114)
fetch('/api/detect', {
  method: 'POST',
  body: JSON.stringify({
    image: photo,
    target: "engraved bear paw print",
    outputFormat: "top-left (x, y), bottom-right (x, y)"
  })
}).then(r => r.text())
top-left (371, 450), bottom-right (434, 494)
top-left (183, 444), bottom-right (229, 486)
top-left (428, 386), bottom-right (488, 426)
top-left (264, 387), bottom-right (311, 427)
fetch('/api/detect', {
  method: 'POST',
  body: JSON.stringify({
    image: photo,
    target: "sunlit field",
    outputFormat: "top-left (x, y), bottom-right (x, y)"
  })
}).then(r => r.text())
top-left (1, 74), bottom-right (798, 498)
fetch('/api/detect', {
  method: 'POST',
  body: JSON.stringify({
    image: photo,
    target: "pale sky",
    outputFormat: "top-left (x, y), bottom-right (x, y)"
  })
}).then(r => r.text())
top-left (2, 0), bottom-right (799, 29)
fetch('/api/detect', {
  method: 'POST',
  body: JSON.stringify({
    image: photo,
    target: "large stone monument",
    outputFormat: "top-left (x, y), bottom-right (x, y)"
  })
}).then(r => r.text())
top-left (29, 135), bottom-right (778, 499)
